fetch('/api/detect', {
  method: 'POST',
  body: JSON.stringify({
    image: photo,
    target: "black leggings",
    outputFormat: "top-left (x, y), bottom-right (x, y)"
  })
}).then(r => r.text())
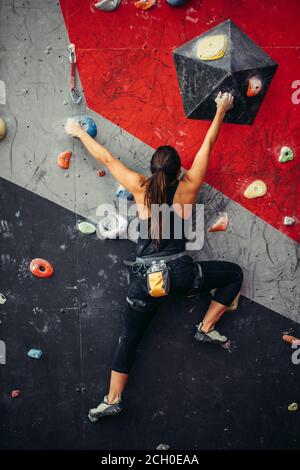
top-left (112, 259), bottom-right (243, 374)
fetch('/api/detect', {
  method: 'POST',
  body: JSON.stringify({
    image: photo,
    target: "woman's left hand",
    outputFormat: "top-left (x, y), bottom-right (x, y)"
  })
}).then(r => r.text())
top-left (65, 118), bottom-right (83, 138)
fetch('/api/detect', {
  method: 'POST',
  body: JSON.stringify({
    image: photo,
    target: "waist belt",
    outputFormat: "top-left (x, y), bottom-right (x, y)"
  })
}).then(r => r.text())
top-left (124, 251), bottom-right (186, 267)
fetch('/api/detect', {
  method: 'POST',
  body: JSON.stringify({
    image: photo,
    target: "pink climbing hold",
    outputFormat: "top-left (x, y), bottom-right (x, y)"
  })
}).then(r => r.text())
top-left (247, 76), bottom-right (263, 97)
top-left (11, 390), bottom-right (20, 398)
top-left (208, 212), bottom-right (228, 232)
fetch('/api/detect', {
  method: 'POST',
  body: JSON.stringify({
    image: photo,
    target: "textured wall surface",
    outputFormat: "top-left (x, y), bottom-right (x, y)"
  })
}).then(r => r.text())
top-left (0, 0), bottom-right (299, 322)
top-left (1, 0), bottom-right (300, 452)
top-left (60, 0), bottom-right (300, 242)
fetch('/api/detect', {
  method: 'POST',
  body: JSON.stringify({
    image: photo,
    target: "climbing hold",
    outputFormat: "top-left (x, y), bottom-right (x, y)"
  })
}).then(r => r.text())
top-left (279, 146), bottom-right (294, 163)
top-left (0, 117), bottom-right (7, 140)
top-left (11, 390), bottom-right (20, 398)
top-left (282, 334), bottom-right (300, 346)
top-left (134, 0), bottom-right (156, 10)
top-left (288, 402), bottom-right (298, 412)
top-left (76, 116), bottom-right (97, 138)
top-left (156, 444), bottom-right (171, 450)
top-left (247, 76), bottom-right (263, 97)
top-left (30, 258), bottom-right (54, 279)
top-left (243, 180), bottom-right (267, 199)
top-left (94, 0), bottom-right (121, 11)
top-left (57, 150), bottom-right (72, 169)
top-left (115, 185), bottom-right (134, 200)
top-left (197, 35), bottom-right (228, 61)
top-left (27, 348), bottom-right (43, 359)
top-left (208, 212), bottom-right (228, 232)
top-left (77, 221), bottom-right (96, 235)
top-left (283, 216), bottom-right (295, 226)
top-left (0, 293), bottom-right (7, 305)
top-left (166, 0), bottom-right (187, 5)
top-left (98, 170), bottom-right (106, 177)
top-left (98, 213), bottom-right (128, 239)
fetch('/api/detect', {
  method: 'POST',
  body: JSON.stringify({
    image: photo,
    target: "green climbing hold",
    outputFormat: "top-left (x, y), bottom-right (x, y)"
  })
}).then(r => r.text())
top-left (279, 146), bottom-right (294, 163)
top-left (77, 221), bottom-right (96, 235)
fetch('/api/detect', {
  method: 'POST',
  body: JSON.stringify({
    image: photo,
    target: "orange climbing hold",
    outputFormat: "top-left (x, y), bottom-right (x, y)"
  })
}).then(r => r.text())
top-left (282, 334), bottom-right (300, 346)
top-left (134, 0), bottom-right (156, 10)
top-left (57, 150), bottom-right (72, 169)
top-left (30, 258), bottom-right (54, 279)
top-left (208, 212), bottom-right (228, 232)
top-left (247, 76), bottom-right (263, 97)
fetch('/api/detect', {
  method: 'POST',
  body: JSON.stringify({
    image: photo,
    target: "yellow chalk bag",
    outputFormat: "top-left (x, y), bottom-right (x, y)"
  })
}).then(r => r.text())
top-left (146, 260), bottom-right (170, 298)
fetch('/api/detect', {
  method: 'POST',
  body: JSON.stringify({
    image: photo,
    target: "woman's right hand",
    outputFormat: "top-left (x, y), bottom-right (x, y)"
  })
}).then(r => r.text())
top-left (65, 118), bottom-right (84, 138)
top-left (215, 91), bottom-right (234, 113)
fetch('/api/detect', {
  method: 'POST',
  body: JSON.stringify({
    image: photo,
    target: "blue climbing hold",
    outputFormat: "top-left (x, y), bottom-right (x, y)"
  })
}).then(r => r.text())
top-left (166, 0), bottom-right (188, 6)
top-left (115, 185), bottom-right (134, 201)
top-left (76, 116), bottom-right (97, 138)
top-left (28, 348), bottom-right (43, 360)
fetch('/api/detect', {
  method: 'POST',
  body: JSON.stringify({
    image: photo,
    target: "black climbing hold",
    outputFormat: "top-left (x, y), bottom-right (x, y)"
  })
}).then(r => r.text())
top-left (60, 308), bottom-right (65, 314)
top-left (81, 302), bottom-right (87, 308)
top-left (173, 19), bottom-right (278, 125)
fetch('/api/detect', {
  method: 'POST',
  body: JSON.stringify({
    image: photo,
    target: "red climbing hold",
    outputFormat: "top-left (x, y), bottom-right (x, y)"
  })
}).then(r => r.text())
top-left (30, 258), bottom-right (54, 279)
top-left (11, 390), bottom-right (20, 398)
top-left (57, 150), bottom-right (72, 169)
top-left (247, 76), bottom-right (263, 97)
top-left (98, 170), bottom-right (106, 177)
top-left (208, 212), bottom-right (228, 232)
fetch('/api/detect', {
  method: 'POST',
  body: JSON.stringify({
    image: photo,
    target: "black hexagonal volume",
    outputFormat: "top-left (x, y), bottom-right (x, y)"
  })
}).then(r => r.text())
top-left (173, 19), bottom-right (278, 125)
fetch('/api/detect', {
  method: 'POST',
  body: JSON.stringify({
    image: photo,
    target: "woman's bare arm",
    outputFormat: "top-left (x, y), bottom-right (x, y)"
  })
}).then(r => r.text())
top-left (185, 92), bottom-right (234, 192)
top-left (65, 119), bottom-right (145, 193)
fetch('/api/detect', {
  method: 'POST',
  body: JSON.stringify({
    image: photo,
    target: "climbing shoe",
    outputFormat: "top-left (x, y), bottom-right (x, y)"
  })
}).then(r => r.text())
top-left (88, 395), bottom-right (123, 423)
top-left (194, 322), bottom-right (228, 345)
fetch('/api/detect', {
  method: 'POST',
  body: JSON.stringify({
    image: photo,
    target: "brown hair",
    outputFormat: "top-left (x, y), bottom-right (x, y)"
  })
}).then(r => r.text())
top-left (143, 146), bottom-right (181, 243)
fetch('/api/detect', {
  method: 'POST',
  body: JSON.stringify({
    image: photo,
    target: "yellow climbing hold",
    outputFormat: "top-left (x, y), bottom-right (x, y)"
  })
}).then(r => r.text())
top-left (243, 180), bottom-right (267, 199)
top-left (0, 117), bottom-right (7, 140)
top-left (197, 35), bottom-right (228, 61)
top-left (288, 402), bottom-right (298, 412)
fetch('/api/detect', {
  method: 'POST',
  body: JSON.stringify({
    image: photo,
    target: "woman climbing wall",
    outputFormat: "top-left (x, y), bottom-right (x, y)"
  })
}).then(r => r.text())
top-left (65, 91), bottom-right (243, 422)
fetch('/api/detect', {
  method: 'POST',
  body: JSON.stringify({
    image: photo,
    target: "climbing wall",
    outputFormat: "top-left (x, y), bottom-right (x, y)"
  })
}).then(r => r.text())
top-left (1, 0), bottom-right (300, 451)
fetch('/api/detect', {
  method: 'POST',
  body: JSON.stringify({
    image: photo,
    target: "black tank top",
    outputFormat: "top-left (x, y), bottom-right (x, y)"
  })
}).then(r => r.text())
top-left (136, 181), bottom-right (186, 257)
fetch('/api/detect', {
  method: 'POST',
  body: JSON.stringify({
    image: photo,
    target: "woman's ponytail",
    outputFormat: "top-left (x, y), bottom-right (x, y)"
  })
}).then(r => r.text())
top-left (143, 146), bottom-right (181, 244)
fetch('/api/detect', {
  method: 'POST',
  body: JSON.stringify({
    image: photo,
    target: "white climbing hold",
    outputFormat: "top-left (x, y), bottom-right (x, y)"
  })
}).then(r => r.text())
top-left (0, 80), bottom-right (6, 105)
top-left (197, 34), bottom-right (228, 61)
top-left (283, 216), bottom-right (295, 226)
top-left (95, 0), bottom-right (121, 11)
top-left (243, 180), bottom-right (267, 199)
top-left (0, 293), bottom-right (7, 304)
top-left (77, 221), bottom-right (96, 235)
top-left (98, 213), bottom-right (128, 239)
